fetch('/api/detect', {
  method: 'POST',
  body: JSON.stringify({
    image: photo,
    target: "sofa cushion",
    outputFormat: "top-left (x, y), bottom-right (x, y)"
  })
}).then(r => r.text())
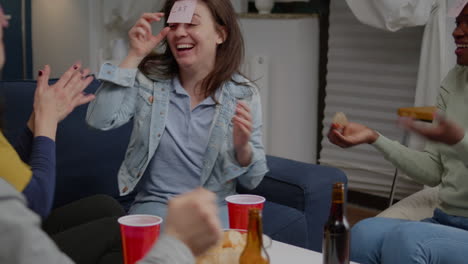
top-left (377, 187), bottom-right (438, 221)
top-left (238, 169), bottom-right (305, 212)
top-left (262, 155), bottom-right (348, 252)
top-left (263, 201), bottom-right (308, 248)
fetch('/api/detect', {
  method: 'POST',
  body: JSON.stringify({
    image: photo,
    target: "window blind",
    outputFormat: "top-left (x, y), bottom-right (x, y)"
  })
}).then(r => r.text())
top-left (319, 0), bottom-right (426, 199)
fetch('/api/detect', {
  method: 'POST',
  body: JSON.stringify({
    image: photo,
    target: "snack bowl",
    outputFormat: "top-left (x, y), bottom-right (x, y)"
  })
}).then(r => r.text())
top-left (196, 229), bottom-right (271, 264)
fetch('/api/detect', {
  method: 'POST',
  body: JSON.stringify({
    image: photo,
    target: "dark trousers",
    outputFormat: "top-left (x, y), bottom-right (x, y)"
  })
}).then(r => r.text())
top-left (43, 194), bottom-right (126, 264)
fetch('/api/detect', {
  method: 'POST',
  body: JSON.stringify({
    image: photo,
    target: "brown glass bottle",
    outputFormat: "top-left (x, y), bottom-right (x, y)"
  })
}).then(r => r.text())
top-left (322, 182), bottom-right (350, 264)
top-left (239, 208), bottom-right (270, 264)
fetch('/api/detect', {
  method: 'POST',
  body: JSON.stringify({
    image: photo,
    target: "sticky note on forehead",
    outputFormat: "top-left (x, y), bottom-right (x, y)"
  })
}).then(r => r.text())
top-left (448, 0), bottom-right (468, 17)
top-left (167, 0), bottom-right (197, 24)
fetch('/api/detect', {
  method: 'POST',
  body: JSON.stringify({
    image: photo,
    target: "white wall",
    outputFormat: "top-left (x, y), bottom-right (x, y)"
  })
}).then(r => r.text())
top-left (240, 17), bottom-right (320, 164)
top-left (32, 3), bottom-right (320, 164)
top-left (32, 0), bottom-right (91, 78)
top-left (320, 0), bottom-right (423, 199)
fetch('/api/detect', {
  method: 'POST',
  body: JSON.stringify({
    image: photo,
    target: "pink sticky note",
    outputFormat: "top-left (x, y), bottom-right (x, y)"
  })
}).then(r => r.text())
top-left (167, 0), bottom-right (197, 24)
top-left (448, 0), bottom-right (468, 17)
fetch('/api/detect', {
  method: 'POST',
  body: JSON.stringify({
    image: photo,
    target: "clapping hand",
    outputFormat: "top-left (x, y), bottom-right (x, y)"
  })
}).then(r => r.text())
top-left (232, 101), bottom-right (253, 166)
top-left (164, 188), bottom-right (222, 257)
top-left (29, 63), bottom-right (95, 140)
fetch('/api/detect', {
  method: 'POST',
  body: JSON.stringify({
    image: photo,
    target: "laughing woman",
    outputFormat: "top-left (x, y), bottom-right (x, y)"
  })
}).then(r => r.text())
top-left (86, 0), bottom-right (268, 226)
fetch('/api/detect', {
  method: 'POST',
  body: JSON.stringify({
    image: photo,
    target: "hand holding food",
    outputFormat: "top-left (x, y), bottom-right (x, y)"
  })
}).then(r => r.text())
top-left (196, 230), bottom-right (247, 264)
top-left (332, 112), bottom-right (349, 126)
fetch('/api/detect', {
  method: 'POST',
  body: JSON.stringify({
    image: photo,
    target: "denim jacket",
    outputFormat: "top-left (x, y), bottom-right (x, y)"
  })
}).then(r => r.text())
top-left (86, 64), bottom-right (268, 201)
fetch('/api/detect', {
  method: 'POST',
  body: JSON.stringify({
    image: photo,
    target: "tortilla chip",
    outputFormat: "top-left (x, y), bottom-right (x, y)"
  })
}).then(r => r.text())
top-left (332, 112), bottom-right (349, 126)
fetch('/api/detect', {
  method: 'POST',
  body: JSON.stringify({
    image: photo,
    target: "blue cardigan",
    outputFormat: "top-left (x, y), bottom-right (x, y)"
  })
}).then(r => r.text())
top-left (13, 127), bottom-right (56, 219)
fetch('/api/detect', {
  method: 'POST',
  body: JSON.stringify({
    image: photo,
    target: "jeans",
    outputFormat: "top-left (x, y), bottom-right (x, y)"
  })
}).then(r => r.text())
top-left (351, 209), bottom-right (468, 264)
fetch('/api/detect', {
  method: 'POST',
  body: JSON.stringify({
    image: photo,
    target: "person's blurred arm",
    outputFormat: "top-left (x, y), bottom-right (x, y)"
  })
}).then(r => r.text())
top-left (21, 136), bottom-right (56, 219)
top-left (11, 127), bottom-right (34, 163)
top-left (234, 90), bottom-right (269, 190)
top-left (137, 234), bottom-right (195, 264)
top-left (328, 121), bottom-right (443, 186)
top-left (86, 13), bottom-right (169, 131)
top-left (20, 64), bottom-right (94, 219)
top-left (0, 178), bottom-right (74, 264)
top-left (372, 133), bottom-right (443, 186)
top-left (138, 188), bottom-right (222, 264)
top-left (345, 0), bottom-right (436, 31)
top-left (6, 121), bottom-right (56, 219)
top-left (453, 133), bottom-right (468, 165)
top-left (399, 112), bottom-right (468, 165)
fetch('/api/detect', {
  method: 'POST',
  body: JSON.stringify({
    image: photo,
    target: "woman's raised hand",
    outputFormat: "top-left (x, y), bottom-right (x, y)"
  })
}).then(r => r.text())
top-left (29, 63), bottom-right (95, 140)
top-left (122, 13), bottom-right (170, 68)
top-left (232, 101), bottom-right (254, 166)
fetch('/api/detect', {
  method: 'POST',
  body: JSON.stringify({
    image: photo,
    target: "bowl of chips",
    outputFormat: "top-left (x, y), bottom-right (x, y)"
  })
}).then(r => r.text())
top-left (196, 229), bottom-right (271, 264)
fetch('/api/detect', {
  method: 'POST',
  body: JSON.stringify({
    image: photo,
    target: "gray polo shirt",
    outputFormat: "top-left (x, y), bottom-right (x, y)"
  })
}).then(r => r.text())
top-left (135, 77), bottom-right (217, 204)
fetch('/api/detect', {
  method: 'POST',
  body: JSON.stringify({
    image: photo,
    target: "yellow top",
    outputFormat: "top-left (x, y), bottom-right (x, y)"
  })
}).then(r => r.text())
top-left (0, 131), bottom-right (32, 191)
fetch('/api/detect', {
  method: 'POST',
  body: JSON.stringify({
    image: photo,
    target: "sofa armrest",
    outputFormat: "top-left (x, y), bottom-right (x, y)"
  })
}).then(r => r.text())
top-left (238, 155), bottom-right (347, 208)
top-left (238, 155), bottom-right (348, 251)
top-left (237, 169), bottom-right (305, 212)
top-left (377, 186), bottom-right (438, 221)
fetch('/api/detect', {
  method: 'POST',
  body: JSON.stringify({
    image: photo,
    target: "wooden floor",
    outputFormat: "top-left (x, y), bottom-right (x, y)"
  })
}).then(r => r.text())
top-left (346, 204), bottom-right (381, 227)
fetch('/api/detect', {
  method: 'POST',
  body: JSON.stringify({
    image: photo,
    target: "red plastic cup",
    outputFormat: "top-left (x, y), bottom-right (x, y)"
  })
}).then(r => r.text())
top-left (226, 194), bottom-right (265, 230)
top-left (118, 214), bottom-right (163, 264)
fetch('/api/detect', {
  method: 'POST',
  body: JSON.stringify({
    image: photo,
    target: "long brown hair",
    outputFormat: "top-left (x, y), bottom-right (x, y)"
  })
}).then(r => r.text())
top-left (139, 0), bottom-right (245, 98)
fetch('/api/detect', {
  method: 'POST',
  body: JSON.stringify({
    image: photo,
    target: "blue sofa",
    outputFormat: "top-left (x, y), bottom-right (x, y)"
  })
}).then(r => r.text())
top-left (0, 79), bottom-right (347, 252)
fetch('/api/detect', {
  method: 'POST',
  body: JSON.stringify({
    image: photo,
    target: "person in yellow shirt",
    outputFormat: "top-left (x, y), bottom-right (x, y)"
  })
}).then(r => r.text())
top-left (0, 10), bottom-right (30, 191)
top-left (0, 130), bottom-right (32, 191)
top-left (0, 6), bottom-right (127, 264)
top-left (0, 5), bottom-right (222, 264)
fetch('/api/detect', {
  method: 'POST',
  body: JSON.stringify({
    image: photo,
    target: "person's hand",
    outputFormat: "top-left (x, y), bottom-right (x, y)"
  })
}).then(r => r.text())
top-left (328, 122), bottom-right (379, 148)
top-left (0, 6), bottom-right (10, 68)
top-left (0, 6), bottom-right (9, 28)
top-left (232, 101), bottom-right (253, 166)
top-left (398, 112), bottom-right (465, 145)
top-left (121, 13), bottom-right (170, 68)
top-left (164, 188), bottom-right (222, 257)
top-left (29, 64), bottom-right (95, 139)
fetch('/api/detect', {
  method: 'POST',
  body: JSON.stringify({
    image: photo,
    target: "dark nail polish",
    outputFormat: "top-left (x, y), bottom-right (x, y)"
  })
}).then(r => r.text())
top-left (73, 65), bottom-right (78, 70)
top-left (38, 70), bottom-right (43, 76)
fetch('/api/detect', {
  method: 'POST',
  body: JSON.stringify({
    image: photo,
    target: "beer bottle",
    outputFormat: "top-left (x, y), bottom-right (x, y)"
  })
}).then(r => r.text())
top-left (322, 182), bottom-right (350, 264)
top-left (239, 208), bottom-right (270, 264)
